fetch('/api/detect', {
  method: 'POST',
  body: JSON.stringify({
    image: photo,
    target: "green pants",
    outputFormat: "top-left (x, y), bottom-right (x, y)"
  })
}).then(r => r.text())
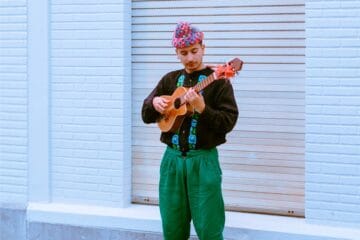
top-left (159, 146), bottom-right (225, 240)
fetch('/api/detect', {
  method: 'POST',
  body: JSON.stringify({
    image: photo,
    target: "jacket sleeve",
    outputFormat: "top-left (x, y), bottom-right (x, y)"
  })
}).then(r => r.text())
top-left (141, 76), bottom-right (166, 124)
top-left (198, 80), bottom-right (239, 133)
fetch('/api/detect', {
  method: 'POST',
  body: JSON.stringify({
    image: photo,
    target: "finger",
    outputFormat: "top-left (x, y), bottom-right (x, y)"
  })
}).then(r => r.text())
top-left (158, 107), bottom-right (164, 113)
top-left (186, 92), bottom-right (194, 101)
top-left (157, 105), bottom-right (165, 113)
top-left (159, 102), bottom-right (168, 108)
top-left (187, 88), bottom-right (196, 96)
top-left (189, 89), bottom-right (198, 98)
top-left (184, 95), bottom-right (189, 102)
top-left (155, 97), bottom-right (166, 106)
top-left (159, 98), bottom-right (169, 105)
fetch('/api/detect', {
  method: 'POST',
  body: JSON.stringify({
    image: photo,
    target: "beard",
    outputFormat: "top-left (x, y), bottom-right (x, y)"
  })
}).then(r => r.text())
top-left (185, 61), bottom-right (202, 72)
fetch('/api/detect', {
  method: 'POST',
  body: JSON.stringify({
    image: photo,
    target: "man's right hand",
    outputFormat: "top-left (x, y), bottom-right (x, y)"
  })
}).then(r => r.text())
top-left (152, 96), bottom-right (170, 114)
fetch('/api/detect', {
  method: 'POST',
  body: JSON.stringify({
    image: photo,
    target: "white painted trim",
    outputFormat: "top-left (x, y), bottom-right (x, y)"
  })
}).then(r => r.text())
top-left (119, 0), bottom-right (133, 207)
top-left (27, 203), bottom-right (163, 233)
top-left (28, 0), bottom-right (50, 202)
top-left (27, 203), bottom-right (359, 239)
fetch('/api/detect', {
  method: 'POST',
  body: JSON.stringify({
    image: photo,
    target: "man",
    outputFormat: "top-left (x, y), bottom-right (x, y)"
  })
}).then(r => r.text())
top-left (141, 21), bottom-right (238, 240)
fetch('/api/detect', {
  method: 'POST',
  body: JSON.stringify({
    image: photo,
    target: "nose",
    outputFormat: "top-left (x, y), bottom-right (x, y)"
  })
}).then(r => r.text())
top-left (186, 52), bottom-right (194, 62)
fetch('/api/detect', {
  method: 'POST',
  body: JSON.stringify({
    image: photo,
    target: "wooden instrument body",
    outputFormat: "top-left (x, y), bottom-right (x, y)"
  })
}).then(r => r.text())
top-left (157, 87), bottom-right (195, 133)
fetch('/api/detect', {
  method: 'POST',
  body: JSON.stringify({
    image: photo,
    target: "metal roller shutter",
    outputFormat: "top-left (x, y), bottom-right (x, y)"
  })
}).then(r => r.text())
top-left (132, 0), bottom-right (305, 216)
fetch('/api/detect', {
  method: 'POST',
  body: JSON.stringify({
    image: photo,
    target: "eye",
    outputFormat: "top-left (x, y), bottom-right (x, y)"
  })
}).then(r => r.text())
top-left (192, 49), bottom-right (198, 54)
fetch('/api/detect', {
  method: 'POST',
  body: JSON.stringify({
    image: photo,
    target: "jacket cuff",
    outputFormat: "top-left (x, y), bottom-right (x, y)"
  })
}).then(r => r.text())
top-left (198, 105), bottom-right (214, 123)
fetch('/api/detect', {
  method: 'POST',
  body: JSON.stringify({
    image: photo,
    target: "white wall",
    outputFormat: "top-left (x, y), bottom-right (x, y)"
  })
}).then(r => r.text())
top-left (0, 0), bottom-right (132, 207)
top-left (305, 0), bottom-right (360, 226)
top-left (49, 0), bottom-right (132, 207)
top-left (0, 0), bottom-right (28, 204)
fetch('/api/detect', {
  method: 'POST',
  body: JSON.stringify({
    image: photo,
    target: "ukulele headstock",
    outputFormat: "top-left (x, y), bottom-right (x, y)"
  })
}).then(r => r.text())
top-left (215, 58), bottom-right (244, 79)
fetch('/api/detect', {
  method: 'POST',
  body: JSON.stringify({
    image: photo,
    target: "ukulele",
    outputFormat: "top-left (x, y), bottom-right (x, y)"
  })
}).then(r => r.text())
top-left (157, 58), bottom-right (243, 133)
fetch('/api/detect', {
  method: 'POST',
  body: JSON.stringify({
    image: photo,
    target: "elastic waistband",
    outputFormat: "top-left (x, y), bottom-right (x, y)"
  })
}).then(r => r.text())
top-left (165, 146), bottom-right (217, 158)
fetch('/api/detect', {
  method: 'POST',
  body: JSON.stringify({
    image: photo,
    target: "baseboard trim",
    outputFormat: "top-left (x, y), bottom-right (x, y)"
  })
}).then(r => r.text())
top-left (27, 203), bottom-right (358, 240)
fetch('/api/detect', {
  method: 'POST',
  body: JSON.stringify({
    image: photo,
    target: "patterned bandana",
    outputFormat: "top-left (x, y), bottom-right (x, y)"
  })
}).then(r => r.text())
top-left (172, 21), bottom-right (204, 49)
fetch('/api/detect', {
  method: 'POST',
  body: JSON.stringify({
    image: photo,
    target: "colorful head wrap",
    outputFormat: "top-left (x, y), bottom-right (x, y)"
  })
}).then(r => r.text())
top-left (172, 21), bottom-right (204, 49)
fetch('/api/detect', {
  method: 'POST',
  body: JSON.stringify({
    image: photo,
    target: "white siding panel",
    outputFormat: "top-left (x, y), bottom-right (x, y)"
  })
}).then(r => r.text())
top-left (50, 0), bottom-right (132, 206)
top-left (132, 0), bottom-right (305, 216)
top-left (0, 0), bottom-right (28, 204)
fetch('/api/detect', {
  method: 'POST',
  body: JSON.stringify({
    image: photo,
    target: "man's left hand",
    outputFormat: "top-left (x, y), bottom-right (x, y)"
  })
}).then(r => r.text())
top-left (184, 88), bottom-right (205, 113)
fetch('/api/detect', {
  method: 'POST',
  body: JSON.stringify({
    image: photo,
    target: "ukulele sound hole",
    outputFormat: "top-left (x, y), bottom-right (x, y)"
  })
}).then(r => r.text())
top-left (174, 98), bottom-right (181, 109)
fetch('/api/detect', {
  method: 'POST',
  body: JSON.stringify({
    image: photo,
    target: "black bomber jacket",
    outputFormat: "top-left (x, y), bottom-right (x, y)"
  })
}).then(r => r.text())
top-left (142, 67), bottom-right (239, 153)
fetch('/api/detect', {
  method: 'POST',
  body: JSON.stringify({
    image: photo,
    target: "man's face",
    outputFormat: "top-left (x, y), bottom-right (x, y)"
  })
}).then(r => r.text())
top-left (176, 43), bottom-right (205, 73)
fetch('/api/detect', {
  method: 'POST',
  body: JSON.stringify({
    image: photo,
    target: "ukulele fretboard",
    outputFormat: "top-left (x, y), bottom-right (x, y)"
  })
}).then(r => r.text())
top-left (193, 73), bottom-right (216, 93)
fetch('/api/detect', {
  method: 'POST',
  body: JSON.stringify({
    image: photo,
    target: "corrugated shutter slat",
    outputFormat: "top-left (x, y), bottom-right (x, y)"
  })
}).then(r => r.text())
top-left (131, 0), bottom-right (305, 216)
